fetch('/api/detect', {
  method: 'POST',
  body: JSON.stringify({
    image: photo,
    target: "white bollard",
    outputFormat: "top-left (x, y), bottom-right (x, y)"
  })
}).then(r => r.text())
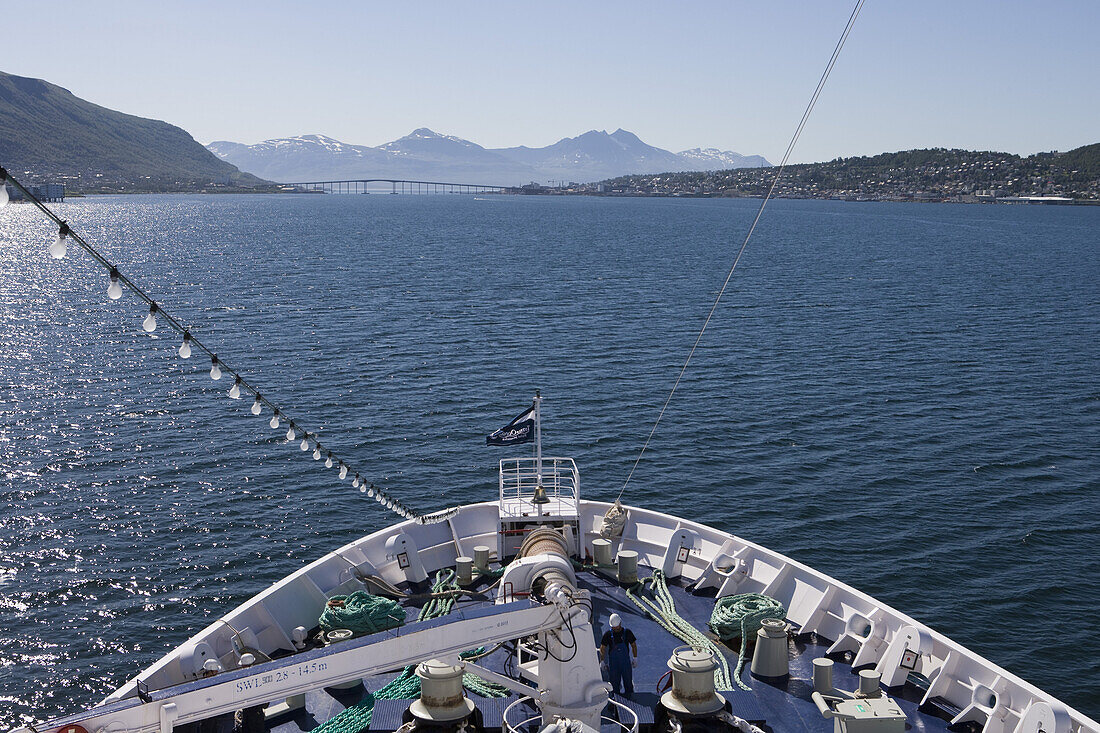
top-left (616, 550), bottom-right (639, 585)
top-left (456, 556), bottom-right (474, 585)
top-left (473, 545), bottom-right (491, 572)
top-left (593, 539), bottom-right (613, 566)
top-left (858, 669), bottom-right (882, 698)
top-left (813, 657), bottom-right (834, 694)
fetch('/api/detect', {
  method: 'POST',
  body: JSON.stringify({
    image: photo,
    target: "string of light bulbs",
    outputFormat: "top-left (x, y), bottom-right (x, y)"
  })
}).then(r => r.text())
top-left (1, 165), bottom-right (459, 526)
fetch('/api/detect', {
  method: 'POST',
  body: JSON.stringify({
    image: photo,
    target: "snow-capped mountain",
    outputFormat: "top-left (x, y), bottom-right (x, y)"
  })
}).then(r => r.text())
top-left (379, 128), bottom-right (487, 157)
top-left (207, 128), bottom-right (770, 185)
top-left (207, 130), bottom-right (535, 184)
top-left (495, 129), bottom-right (689, 182)
top-left (205, 134), bottom-right (398, 182)
top-left (677, 147), bottom-right (770, 170)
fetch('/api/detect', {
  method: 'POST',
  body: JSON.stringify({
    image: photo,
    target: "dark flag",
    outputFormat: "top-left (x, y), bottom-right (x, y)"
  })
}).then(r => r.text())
top-left (487, 404), bottom-right (536, 446)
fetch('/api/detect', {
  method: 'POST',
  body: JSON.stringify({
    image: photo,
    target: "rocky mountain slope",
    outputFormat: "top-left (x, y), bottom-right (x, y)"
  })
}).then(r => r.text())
top-left (0, 70), bottom-right (264, 192)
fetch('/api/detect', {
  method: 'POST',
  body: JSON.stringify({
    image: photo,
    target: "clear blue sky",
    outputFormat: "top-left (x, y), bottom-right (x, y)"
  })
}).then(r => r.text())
top-left (4, 1), bottom-right (1098, 163)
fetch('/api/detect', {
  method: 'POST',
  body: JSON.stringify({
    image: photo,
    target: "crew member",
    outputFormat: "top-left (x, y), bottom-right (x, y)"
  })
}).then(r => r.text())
top-left (599, 613), bottom-right (638, 697)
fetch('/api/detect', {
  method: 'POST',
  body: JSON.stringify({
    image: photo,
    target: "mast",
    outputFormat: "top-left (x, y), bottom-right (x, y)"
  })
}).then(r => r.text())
top-left (534, 389), bottom-right (543, 488)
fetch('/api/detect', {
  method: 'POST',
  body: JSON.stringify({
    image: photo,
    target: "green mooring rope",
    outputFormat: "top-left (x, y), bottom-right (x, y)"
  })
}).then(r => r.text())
top-left (319, 590), bottom-right (405, 636)
top-left (476, 565), bottom-right (506, 581)
top-left (624, 570), bottom-right (785, 691)
top-left (312, 570), bottom-right (508, 733)
top-left (708, 592), bottom-right (787, 691)
top-left (625, 570), bottom-right (734, 690)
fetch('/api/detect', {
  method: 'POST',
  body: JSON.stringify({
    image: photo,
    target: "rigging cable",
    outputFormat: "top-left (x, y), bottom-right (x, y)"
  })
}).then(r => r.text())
top-left (0, 166), bottom-right (455, 524)
top-left (619, 0), bottom-right (866, 499)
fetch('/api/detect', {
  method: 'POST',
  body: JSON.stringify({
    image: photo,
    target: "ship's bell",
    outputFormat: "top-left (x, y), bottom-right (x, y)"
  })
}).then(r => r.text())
top-left (531, 483), bottom-right (550, 505)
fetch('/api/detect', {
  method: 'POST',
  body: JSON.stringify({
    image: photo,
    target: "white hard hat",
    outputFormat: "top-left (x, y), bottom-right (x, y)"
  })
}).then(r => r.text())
top-left (609, 613), bottom-right (622, 627)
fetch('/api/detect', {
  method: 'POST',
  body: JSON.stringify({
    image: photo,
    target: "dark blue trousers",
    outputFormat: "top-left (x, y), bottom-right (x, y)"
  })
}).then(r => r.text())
top-left (608, 647), bottom-right (633, 696)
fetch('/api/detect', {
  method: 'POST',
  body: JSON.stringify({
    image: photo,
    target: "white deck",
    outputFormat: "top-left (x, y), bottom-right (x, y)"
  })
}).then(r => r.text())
top-left (71, 497), bottom-right (1097, 733)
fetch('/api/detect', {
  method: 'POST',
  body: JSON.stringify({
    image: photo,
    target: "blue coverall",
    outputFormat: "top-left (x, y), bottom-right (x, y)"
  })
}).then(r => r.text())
top-left (605, 628), bottom-right (634, 697)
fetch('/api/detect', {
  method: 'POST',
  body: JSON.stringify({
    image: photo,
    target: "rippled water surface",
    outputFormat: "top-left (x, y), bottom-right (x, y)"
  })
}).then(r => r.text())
top-left (0, 194), bottom-right (1097, 722)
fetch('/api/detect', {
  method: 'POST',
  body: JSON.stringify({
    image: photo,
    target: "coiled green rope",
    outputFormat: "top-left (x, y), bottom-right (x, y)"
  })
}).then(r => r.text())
top-left (311, 570), bottom-right (508, 733)
top-left (708, 593), bottom-right (786, 690)
top-left (319, 590), bottom-right (405, 636)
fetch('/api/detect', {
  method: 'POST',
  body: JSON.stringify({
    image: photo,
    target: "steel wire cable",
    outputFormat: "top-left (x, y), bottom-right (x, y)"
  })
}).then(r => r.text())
top-left (620, 0), bottom-right (866, 498)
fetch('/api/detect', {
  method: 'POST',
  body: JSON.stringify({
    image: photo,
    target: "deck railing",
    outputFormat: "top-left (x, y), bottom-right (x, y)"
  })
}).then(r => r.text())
top-left (498, 456), bottom-right (580, 506)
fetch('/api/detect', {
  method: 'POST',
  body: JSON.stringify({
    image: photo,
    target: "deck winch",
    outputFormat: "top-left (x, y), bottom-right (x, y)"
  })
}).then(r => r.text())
top-left (748, 618), bottom-right (789, 678)
top-left (403, 659), bottom-right (480, 731)
top-left (661, 645), bottom-right (726, 716)
top-left (493, 525), bottom-right (609, 731)
top-left (498, 526), bottom-right (578, 600)
top-left (655, 646), bottom-right (764, 733)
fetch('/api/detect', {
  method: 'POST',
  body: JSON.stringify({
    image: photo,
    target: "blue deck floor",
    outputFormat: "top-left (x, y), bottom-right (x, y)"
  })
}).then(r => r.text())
top-left (264, 565), bottom-right (957, 732)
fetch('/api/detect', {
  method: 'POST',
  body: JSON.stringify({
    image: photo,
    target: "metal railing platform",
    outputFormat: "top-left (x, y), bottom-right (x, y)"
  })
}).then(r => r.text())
top-left (498, 456), bottom-right (579, 520)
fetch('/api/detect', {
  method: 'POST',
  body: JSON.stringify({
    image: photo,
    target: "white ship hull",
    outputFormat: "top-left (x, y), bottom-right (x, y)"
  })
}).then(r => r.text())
top-left (47, 484), bottom-right (1093, 733)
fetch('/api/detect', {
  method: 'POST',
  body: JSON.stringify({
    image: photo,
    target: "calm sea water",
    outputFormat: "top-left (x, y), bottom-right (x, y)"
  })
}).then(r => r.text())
top-left (0, 194), bottom-right (1097, 722)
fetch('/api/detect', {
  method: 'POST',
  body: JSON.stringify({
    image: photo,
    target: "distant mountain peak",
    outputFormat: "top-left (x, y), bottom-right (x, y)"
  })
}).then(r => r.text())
top-left (610, 128), bottom-right (643, 143)
top-left (389, 127), bottom-right (482, 149)
top-left (207, 126), bottom-right (770, 185)
top-left (677, 147), bottom-right (770, 170)
top-left (277, 134), bottom-right (353, 152)
top-left (680, 146), bottom-right (743, 156)
top-left (297, 133), bottom-right (342, 143)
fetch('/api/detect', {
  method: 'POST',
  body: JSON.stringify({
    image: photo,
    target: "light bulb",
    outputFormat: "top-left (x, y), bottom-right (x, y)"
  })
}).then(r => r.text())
top-left (179, 331), bottom-right (192, 359)
top-left (210, 356), bottom-right (222, 381)
top-left (312, 447), bottom-right (321, 460)
top-left (142, 305), bottom-right (158, 333)
top-left (269, 411), bottom-right (281, 429)
top-left (50, 228), bottom-right (68, 259)
top-left (0, 177), bottom-right (8, 209)
top-left (300, 436), bottom-right (310, 451)
top-left (339, 465), bottom-right (348, 480)
top-left (251, 397), bottom-right (263, 416)
top-left (286, 425), bottom-right (296, 441)
top-left (325, 453), bottom-right (333, 468)
top-left (352, 475), bottom-right (360, 488)
top-left (367, 486), bottom-right (375, 498)
top-left (229, 378), bottom-right (241, 400)
top-left (375, 493), bottom-right (384, 503)
top-left (359, 485), bottom-right (367, 493)
top-left (108, 269), bottom-right (123, 300)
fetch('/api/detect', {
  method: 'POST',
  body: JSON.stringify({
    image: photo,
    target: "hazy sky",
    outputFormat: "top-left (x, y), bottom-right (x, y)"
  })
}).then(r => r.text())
top-left (4, 1), bottom-right (1098, 163)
